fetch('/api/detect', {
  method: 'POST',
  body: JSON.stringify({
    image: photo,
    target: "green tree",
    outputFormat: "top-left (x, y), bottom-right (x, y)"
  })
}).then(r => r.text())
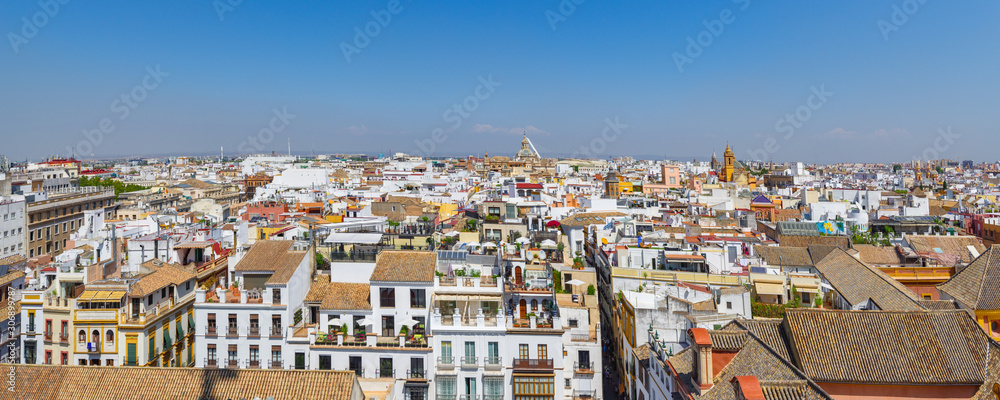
top-left (892, 164), bottom-right (902, 173)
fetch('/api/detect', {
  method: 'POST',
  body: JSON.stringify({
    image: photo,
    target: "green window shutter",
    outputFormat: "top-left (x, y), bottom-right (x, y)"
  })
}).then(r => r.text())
top-left (127, 343), bottom-right (137, 365)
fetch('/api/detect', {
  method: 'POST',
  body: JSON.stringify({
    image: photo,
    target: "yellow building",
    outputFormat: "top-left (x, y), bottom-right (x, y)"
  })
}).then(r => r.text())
top-left (72, 284), bottom-right (125, 366)
top-left (721, 143), bottom-right (735, 182)
top-left (937, 244), bottom-right (1000, 340)
top-left (68, 260), bottom-right (200, 368)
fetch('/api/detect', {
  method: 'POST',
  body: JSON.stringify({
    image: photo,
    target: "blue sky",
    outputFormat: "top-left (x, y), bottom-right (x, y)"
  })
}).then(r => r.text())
top-left (2, 0), bottom-right (998, 163)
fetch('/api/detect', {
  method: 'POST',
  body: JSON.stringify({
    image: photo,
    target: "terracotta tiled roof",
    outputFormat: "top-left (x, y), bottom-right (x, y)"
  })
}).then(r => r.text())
top-left (852, 244), bottom-right (906, 265)
top-left (814, 249), bottom-right (924, 311)
top-left (179, 178), bottom-right (213, 189)
top-left (805, 245), bottom-right (840, 265)
top-left (234, 240), bottom-right (295, 272)
top-left (784, 309), bottom-right (992, 385)
top-left (668, 331), bottom-right (830, 400)
top-left (725, 319), bottom-right (791, 361)
top-left (233, 241), bottom-right (308, 286)
top-left (0, 269), bottom-right (26, 287)
top-left (559, 211), bottom-right (626, 227)
top-left (759, 381), bottom-right (809, 400)
top-left (708, 330), bottom-right (748, 351)
top-left (937, 244), bottom-right (1000, 310)
top-left (305, 276), bottom-right (371, 310)
top-left (754, 246), bottom-right (812, 266)
top-left (918, 299), bottom-right (960, 310)
top-left (0, 254), bottom-right (26, 265)
top-left (3, 364), bottom-right (358, 400)
top-left (906, 235), bottom-right (985, 265)
top-left (777, 235), bottom-right (849, 249)
top-left (370, 251), bottom-right (436, 283)
top-left (971, 341), bottom-right (1000, 400)
top-left (129, 262), bottom-right (195, 297)
top-left (692, 299), bottom-right (716, 312)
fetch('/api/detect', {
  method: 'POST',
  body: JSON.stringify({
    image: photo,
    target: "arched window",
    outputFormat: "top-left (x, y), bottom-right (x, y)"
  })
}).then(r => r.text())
top-left (531, 299), bottom-right (538, 311)
top-left (106, 330), bottom-right (115, 343)
top-left (92, 330), bottom-right (100, 344)
top-left (991, 320), bottom-right (999, 336)
top-left (78, 330), bottom-right (86, 342)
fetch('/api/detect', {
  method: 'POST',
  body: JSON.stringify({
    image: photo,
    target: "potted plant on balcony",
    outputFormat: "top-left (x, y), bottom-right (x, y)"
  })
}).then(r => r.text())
top-left (399, 325), bottom-right (409, 338)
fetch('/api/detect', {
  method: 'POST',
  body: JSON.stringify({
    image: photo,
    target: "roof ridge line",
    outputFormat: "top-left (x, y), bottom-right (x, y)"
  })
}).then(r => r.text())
top-left (975, 245), bottom-right (994, 307)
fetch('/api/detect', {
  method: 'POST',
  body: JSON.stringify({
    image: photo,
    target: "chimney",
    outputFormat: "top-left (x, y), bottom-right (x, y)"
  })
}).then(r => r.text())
top-left (730, 376), bottom-right (766, 400)
top-left (688, 328), bottom-right (713, 394)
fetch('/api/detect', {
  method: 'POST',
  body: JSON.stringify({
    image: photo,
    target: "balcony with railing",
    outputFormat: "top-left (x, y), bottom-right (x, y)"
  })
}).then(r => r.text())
top-left (434, 275), bottom-right (501, 292)
top-left (378, 367), bottom-right (394, 378)
top-left (206, 358), bottom-right (218, 368)
top-left (206, 325), bottom-right (218, 337)
top-left (313, 331), bottom-right (429, 348)
top-left (437, 356), bottom-right (455, 368)
top-left (270, 326), bottom-right (284, 339)
top-left (43, 330), bottom-right (52, 342)
top-left (249, 359), bottom-right (261, 369)
top-left (512, 358), bottom-right (553, 371)
top-left (574, 390), bottom-right (596, 400)
top-left (248, 325), bottom-right (261, 338)
top-left (197, 286), bottom-right (282, 306)
top-left (226, 325), bottom-right (239, 338)
top-left (226, 358), bottom-right (239, 369)
top-left (328, 250), bottom-right (378, 263)
top-left (433, 310), bottom-right (506, 330)
top-left (193, 254), bottom-right (229, 278)
top-left (461, 356), bottom-right (479, 369)
top-left (44, 296), bottom-right (74, 309)
top-left (437, 395), bottom-right (456, 400)
top-left (406, 369), bottom-right (426, 380)
top-left (574, 361), bottom-right (594, 373)
top-left (59, 332), bottom-right (68, 342)
top-left (460, 395), bottom-right (479, 400)
top-left (122, 292), bottom-right (195, 325)
top-left (484, 356), bottom-right (501, 371)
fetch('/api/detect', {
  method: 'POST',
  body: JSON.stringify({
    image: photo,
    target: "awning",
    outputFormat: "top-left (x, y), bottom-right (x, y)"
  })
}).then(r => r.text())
top-left (324, 232), bottom-right (383, 244)
top-left (77, 291), bottom-right (99, 301)
top-left (797, 286), bottom-right (819, 294)
top-left (754, 282), bottom-right (786, 296)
